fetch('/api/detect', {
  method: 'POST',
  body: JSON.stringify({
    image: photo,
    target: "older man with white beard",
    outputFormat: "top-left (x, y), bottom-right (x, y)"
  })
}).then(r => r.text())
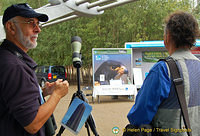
top-left (0, 3), bottom-right (69, 136)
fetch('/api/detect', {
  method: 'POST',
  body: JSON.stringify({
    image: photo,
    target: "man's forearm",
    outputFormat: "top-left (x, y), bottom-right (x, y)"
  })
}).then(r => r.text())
top-left (24, 92), bottom-right (61, 134)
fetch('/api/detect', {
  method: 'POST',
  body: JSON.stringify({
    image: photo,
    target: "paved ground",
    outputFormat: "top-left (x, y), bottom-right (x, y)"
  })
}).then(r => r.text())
top-left (51, 85), bottom-right (135, 136)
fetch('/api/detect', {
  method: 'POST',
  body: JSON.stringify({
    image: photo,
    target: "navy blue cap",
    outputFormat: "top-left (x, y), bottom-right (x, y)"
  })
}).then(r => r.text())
top-left (2, 3), bottom-right (48, 25)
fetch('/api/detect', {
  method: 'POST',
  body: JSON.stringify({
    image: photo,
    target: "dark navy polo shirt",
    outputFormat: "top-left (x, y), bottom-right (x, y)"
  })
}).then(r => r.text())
top-left (0, 40), bottom-right (45, 136)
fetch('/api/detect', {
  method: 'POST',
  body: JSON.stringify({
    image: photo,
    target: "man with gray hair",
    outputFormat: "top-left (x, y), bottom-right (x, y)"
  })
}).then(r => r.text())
top-left (127, 11), bottom-right (200, 136)
top-left (0, 3), bottom-right (69, 136)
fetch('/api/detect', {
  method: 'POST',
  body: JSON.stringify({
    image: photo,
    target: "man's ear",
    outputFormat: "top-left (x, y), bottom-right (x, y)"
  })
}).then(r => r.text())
top-left (164, 31), bottom-right (170, 46)
top-left (5, 21), bottom-right (16, 35)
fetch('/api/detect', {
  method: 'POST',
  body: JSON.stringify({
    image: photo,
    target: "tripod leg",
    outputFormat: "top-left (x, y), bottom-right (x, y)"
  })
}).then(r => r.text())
top-left (85, 122), bottom-right (90, 136)
top-left (56, 93), bottom-right (78, 136)
top-left (87, 114), bottom-right (99, 136)
top-left (56, 126), bottom-right (65, 136)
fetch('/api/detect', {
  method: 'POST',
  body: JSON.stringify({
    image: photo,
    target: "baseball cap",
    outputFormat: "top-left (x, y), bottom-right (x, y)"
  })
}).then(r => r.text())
top-left (2, 3), bottom-right (49, 25)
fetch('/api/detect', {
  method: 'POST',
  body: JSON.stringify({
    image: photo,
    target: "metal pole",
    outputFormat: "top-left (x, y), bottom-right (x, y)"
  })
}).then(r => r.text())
top-left (87, 0), bottom-right (114, 9)
top-left (97, 0), bottom-right (138, 12)
top-left (76, 0), bottom-right (91, 6)
top-left (77, 67), bottom-right (81, 93)
top-left (41, 15), bottom-right (78, 28)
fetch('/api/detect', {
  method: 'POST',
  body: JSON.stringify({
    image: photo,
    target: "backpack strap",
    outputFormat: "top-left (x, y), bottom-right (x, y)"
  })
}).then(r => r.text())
top-left (159, 57), bottom-right (192, 136)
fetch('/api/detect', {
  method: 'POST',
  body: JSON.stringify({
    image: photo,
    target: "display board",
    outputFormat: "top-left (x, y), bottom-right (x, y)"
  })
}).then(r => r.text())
top-left (92, 48), bottom-right (137, 98)
top-left (125, 40), bottom-right (200, 87)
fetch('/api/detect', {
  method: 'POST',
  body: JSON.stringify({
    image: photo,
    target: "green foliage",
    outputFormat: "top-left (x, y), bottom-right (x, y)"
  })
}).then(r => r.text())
top-left (1, 0), bottom-right (194, 67)
top-left (0, 0), bottom-right (48, 14)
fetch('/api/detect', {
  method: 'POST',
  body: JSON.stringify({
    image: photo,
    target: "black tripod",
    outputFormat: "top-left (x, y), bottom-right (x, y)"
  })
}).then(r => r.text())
top-left (56, 54), bottom-right (99, 136)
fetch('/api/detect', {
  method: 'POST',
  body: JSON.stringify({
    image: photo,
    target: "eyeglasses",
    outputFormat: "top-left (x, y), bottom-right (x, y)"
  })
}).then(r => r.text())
top-left (12, 20), bottom-right (42, 29)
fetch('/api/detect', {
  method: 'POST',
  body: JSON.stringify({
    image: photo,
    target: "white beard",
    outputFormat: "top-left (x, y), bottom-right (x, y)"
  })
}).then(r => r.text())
top-left (15, 24), bottom-right (38, 49)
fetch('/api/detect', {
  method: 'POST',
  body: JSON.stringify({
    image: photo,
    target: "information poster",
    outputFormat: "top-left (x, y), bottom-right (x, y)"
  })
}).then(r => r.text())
top-left (142, 51), bottom-right (169, 63)
top-left (93, 48), bottom-right (132, 86)
top-left (92, 48), bottom-right (137, 98)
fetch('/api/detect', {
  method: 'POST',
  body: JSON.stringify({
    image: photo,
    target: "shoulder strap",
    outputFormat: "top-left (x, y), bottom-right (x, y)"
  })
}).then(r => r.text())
top-left (4, 45), bottom-right (35, 69)
top-left (160, 58), bottom-right (192, 136)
